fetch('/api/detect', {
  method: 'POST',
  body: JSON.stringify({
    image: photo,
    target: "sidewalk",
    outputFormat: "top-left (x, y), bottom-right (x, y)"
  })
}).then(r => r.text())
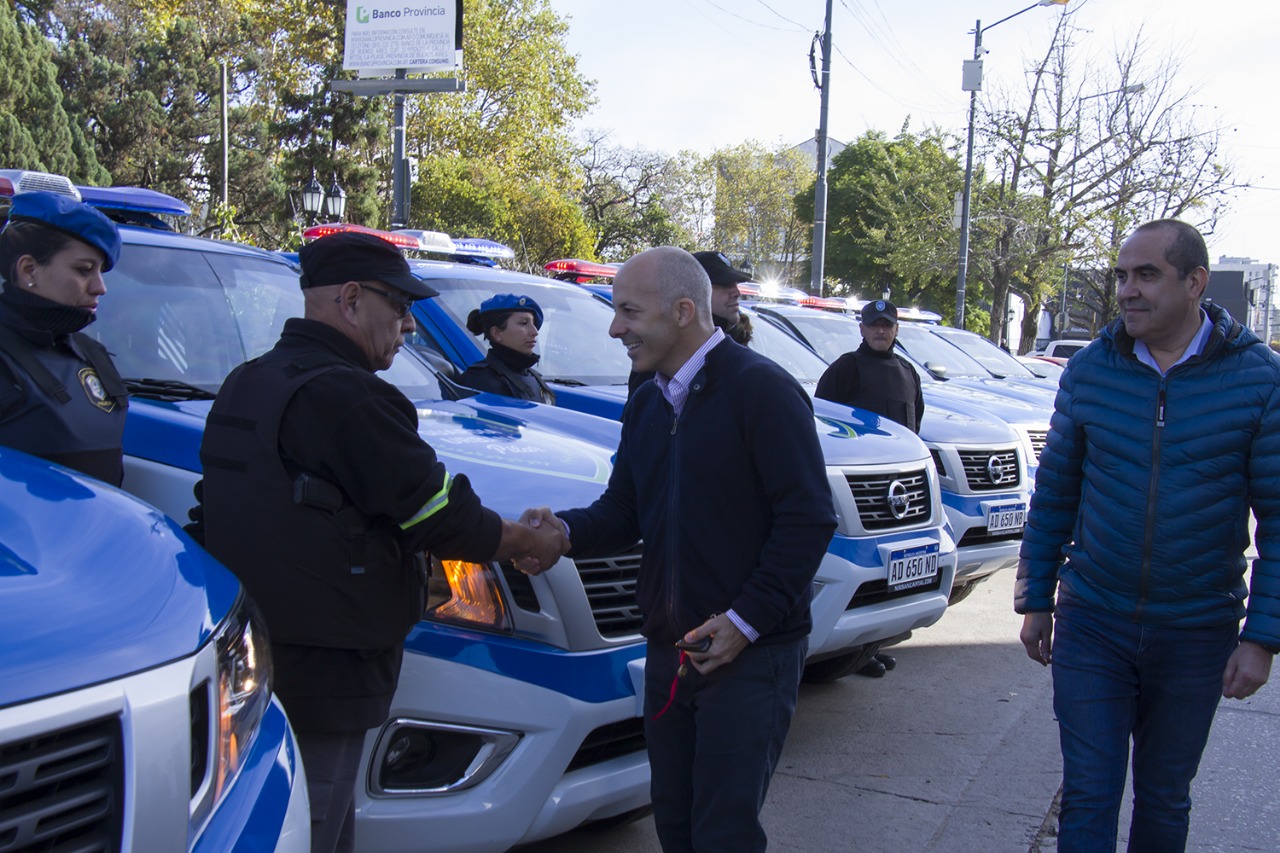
top-left (517, 569), bottom-right (1280, 852)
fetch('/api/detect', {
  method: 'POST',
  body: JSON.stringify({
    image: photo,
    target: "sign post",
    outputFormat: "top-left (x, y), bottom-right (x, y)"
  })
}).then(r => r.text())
top-left (334, 1), bottom-right (464, 227)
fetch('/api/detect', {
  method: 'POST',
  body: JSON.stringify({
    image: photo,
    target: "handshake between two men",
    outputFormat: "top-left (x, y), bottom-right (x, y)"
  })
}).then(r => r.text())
top-left (494, 507), bottom-right (570, 575)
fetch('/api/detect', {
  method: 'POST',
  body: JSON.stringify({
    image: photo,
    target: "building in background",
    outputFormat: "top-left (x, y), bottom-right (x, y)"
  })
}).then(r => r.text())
top-left (1210, 257), bottom-right (1277, 346)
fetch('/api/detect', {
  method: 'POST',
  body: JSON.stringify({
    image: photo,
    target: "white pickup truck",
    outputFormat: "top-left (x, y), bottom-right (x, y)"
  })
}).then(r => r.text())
top-left (1036, 339), bottom-right (1092, 359)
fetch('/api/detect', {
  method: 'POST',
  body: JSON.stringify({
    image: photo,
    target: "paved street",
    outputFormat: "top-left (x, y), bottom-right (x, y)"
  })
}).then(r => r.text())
top-left (520, 567), bottom-right (1280, 852)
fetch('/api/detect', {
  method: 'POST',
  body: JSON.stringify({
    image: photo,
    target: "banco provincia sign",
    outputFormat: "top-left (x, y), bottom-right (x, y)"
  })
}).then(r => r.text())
top-left (343, 0), bottom-right (462, 76)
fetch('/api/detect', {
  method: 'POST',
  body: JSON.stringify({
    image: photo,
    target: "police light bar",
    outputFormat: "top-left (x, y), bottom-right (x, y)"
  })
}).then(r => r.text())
top-left (543, 259), bottom-right (619, 281)
top-left (0, 169), bottom-right (81, 200)
top-left (76, 185), bottom-right (190, 217)
top-left (451, 237), bottom-right (515, 260)
top-left (303, 222), bottom-right (423, 251)
top-left (392, 228), bottom-right (457, 254)
top-left (798, 295), bottom-right (848, 312)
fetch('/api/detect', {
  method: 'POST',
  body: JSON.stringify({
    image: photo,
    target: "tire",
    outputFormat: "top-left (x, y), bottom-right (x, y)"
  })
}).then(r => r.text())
top-left (948, 578), bottom-right (982, 606)
top-left (801, 642), bottom-right (883, 684)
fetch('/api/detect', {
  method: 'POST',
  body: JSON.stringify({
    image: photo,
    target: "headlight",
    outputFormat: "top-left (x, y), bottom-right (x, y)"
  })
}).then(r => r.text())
top-left (212, 595), bottom-right (272, 800)
top-left (424, 556), bottom-right (511, 631)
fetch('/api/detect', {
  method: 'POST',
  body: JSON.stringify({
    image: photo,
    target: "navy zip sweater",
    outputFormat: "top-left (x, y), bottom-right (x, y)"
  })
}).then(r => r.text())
top-left (559, 338), bottom-right (837, 644)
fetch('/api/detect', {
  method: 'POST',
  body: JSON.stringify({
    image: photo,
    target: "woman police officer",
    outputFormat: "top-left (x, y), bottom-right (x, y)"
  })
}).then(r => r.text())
top-left (0, 191), bottom-right (127, 484)
top-left (457, 293), bottom-right (556, 404)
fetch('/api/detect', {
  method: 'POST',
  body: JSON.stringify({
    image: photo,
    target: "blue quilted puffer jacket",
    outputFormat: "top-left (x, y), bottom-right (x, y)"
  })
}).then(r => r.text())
top-left (1016, 303), bottom-right (1280, 648)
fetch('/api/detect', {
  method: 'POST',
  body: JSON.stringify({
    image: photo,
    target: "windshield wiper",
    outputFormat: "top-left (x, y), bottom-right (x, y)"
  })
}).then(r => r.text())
top-left (547, 377), bottom-right (588, 387)
top-left (125, 377), bottom-right (217, 401)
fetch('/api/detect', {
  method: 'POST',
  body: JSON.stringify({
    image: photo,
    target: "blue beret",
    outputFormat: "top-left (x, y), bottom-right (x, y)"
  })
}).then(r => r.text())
top-left (8, 191), bottom-right (122, 272)
top-left (480, 293), bottom-right (543, 329)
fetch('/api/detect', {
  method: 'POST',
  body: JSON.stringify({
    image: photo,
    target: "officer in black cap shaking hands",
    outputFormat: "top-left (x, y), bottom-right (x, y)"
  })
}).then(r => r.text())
top-left (191, 231), bottom-right (569, 853)
top-left (816, 299), bottom-right (924, 677)
top-left (0, 191), bottom-right (127, 484)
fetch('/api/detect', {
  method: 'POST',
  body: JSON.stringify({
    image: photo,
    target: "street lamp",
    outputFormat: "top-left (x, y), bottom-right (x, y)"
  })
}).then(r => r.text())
top-left (955, 0), bottom-right (1068, 330)
top-left (300, 176), bottom-right (324, 226)
top-left (299, 175), bottom-right (346, 226)
top-left (325, 178), bottom-right (347, 221)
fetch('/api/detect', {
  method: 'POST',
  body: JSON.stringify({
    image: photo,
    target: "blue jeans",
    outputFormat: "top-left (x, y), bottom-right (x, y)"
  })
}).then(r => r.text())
top-left (644, 637), bottom-right (805, 853)
top-left (1051, 601), bottom-right (1238, 852)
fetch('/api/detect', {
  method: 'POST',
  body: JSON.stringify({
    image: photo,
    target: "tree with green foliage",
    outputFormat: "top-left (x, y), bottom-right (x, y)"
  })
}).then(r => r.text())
top-left (798, 127), bottom-right (964, 314)
top-left (409, 154), bottom-right (593, 272)
top-left (0, 2), bottom-right (108, 183)
top-left (705, 141), bottom-right (813, 284)
top-left (575, 131), bottom-right (688, 262)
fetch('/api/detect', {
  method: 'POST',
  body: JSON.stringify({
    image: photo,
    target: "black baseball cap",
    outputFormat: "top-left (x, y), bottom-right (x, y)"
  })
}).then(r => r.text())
top-left (692, 251), bottom-right (753, 287)
top-left (861, 300), bottom-right (898, 324)
top-left (298, 231), bottom-right (437, 299)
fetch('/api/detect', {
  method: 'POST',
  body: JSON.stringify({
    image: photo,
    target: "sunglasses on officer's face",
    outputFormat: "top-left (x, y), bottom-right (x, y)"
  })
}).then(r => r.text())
top-left (358, 283), bottom-right (414, 318)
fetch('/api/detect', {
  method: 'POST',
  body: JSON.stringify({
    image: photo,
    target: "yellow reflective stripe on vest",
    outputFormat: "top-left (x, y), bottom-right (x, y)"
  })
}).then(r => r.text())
top-left (400, 474), bottom-right (451, 530)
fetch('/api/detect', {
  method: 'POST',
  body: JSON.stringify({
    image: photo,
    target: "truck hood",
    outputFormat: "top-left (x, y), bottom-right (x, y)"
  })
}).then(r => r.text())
top-left (122, 394), bottom-right (622, 517)
top-left (0, 448), bottom-right (239, 709)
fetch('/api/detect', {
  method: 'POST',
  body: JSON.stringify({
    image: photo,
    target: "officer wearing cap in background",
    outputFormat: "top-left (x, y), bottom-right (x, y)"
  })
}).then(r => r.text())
top-left (627, 250), bottom-right (754, 399)
top-left (458, 293), bottom-right (556, 403)
top-left (188, 231), bottom-right (569, 853)
top-left (0, 191), bottom-right (127, 484)
top-left (815, 299), bottom-right (924, 677)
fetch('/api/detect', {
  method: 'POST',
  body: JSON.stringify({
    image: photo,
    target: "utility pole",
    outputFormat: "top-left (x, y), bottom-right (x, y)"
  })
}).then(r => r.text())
top-left (809, 0), bottom-right (833, 297)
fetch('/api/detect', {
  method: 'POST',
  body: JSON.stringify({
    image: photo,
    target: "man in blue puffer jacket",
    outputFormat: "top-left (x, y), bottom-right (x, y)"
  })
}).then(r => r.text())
top-left (1015, 219), bottom-right (1280, 852)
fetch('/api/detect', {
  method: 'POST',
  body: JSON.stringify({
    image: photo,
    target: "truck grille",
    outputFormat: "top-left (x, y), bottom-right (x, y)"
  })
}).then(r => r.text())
top-left (846, 574), bottom-right (944, 608)
top-left (577, 545), bottom-right (644, 638)
top-left (958, 450), bottom-right (1020, 491)
top-left (1027, 430), bottom-right (1048, 461)
top-left (0, 717), bottom-right (123, 853)
top-left (845, 468), bottom-right (931, 530)
top-left (957, 528), bottom-right (1023, 547)
top-left (566, 718), bottom-right (646, 771)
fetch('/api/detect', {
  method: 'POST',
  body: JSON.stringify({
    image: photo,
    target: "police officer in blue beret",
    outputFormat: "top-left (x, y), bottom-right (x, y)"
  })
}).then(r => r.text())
top-left (0, 191), bottom-right (128, 484)
top-left (458, 293), bottom-right (556, 403)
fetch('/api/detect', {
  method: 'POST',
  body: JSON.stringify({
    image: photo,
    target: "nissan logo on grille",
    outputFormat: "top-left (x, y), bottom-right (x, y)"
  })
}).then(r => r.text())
top-left (886, 480), bottom-right (910, 520)
top-left (987, 455), bottom-right (1011, 485)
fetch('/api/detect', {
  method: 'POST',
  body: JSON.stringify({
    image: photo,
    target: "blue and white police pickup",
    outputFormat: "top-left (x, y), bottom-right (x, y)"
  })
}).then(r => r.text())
top-left (1, 170), bottom-right (652, 852)
top-left (0, 444), bottom-right (309, 852)
top-left (365, 237), bottom-right (959, 682)
top-left (745, 303), bottom-right (1038, 604)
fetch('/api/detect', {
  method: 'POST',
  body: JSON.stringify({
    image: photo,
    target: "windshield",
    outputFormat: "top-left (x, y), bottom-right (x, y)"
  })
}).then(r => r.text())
top-left (425, 276), bottom-right (634, 385)
top-left (91, 242), bottom-right (447, 400)
top-left (741, 309), bottom-right (829, 384)
top-left (758, 309), bottom-right (860, 364)
top-left (931, 328), bottom-right (1038, 378)
top-left (893, 323), bottom-right (992, 379)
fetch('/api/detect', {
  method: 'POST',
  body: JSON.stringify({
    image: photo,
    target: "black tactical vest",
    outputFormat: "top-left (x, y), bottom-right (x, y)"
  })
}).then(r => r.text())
top-left (0, 323), bottom-right (128, 485)
top-left (200, 349), bottom-right (424, 650)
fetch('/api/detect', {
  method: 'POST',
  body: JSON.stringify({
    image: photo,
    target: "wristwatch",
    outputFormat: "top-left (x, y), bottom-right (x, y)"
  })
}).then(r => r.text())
top-left (1256, 642), bottom-right (1280, 656)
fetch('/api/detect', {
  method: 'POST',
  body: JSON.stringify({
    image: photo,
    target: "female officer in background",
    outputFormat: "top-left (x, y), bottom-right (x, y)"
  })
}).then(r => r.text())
top-left (0, 191), bottom-right (128, 484)
top-left (458, 293), bottom-right (556, 404)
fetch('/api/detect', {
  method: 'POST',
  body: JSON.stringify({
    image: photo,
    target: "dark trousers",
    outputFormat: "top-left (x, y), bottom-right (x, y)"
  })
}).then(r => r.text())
top-left (1051, 601), bottom-right (1238, 852)
top-left (643, 637), bottom-right (805, 853)
top-left (295, 729), bottom-right (367, 853)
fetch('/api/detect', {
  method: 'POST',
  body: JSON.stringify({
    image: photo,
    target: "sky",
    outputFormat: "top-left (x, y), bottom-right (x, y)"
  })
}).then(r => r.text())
top-left (547, 0), bottom-right (1279, 272)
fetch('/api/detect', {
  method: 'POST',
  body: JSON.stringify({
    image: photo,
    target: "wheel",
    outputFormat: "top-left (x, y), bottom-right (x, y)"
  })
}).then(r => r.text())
top-left (801, 642), bottom-right (883, 684)
top-left (948, 578), bottom-right (982, 606)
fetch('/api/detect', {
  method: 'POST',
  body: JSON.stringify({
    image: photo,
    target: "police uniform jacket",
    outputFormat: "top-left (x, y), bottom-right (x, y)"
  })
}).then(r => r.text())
top-left (199, 318), bottom-right (502, 731)
top-left (560, 338), bottom-right (837, 645)
top-left (457, 344), bottom-right (555, 404)
top-left (0, 301), bottom-right (127, 484)
top-left (815, 342), bottom-right (924, 434)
